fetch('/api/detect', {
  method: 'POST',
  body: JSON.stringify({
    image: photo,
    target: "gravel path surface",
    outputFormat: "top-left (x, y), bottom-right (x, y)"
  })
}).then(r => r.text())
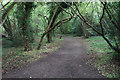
top-left (3, 37), bottom-right (104, 78)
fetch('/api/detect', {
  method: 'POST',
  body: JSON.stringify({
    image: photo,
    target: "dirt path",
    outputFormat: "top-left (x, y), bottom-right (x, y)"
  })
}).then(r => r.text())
top-left (3, 37), bottom-right (104, 78)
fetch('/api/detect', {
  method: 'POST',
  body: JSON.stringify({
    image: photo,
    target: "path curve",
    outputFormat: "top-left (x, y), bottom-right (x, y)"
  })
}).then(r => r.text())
top-left (3, 37), bottom-right (104, 78)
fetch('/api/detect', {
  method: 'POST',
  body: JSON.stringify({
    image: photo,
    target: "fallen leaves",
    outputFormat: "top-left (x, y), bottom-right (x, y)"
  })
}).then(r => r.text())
top-left (2, 39), bottom-right (63, 74)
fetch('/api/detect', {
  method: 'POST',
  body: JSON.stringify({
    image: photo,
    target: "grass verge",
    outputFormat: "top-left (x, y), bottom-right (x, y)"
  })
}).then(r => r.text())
top-left (86, 36), bottom-right (120, 78)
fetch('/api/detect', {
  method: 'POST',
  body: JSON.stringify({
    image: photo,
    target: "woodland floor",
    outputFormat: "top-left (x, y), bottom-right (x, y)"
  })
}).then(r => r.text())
top-left (3, 37), bottom-right (105, 78)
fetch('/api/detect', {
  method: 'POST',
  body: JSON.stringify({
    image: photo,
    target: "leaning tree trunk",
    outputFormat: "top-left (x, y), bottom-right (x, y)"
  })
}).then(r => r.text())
top-left (37, 14), bottom-right (74, 50)
top-left (46, 2), bottom-right (70, 43)
top-left (47, 6), bottom-right (61, 43)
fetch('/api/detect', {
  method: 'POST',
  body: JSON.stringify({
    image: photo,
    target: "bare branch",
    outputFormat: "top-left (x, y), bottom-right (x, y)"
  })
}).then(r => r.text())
top-left (47, 15), bottom-right (75, 34)
top-left (99, 2), bottom-right (106, 35)
top-left (1, 2), bottom-right (16, 25)
top-left (101, 2), bottom-right (120, 31)
top-left (0, 1), bottom-right (11, 10)
top-left (56, 2), bottom-right (73, 17)
top-left (63, 1), bottom-right (77, 15)
top-left (73, 2), bottom-right (102, 35)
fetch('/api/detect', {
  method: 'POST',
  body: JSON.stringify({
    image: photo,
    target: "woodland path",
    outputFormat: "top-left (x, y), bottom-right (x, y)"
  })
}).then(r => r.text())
top-left (3, 37), bottom-right (104, 78)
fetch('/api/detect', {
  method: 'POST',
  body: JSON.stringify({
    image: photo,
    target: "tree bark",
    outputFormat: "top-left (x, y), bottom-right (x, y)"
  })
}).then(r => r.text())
top-left (46, 6), bottom-right (59, 43)
top-left (46, 2), bottom-right (70, 43)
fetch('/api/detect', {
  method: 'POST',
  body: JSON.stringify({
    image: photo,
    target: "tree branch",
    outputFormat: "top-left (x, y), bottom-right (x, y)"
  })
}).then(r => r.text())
top-left (73, 2), bottom-right (102, 35)
top-left (1, 2), bottom-right (16, 25)
top-left (37, 14), bottom-right (75, 50)
top-left (74, 2), bottom-right (119, 53)
top-left (56, 2), bottom-right (73, 17)
top-left (99, 2), bottom-right (106, 35)
top-left (0, 1), bottom-right (11, 10)
top-left (101, 2), bottom-right (120, 31)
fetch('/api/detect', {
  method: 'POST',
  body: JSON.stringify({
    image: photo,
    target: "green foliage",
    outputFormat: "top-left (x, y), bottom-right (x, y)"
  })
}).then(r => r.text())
top-left (2, 39), bottom-right (13, 48)
top-left (14, 2), bottom-right (35, 48)
top-left (70, 17), bottom-right (83, 36)
top-left (11, 32), bottom-right (24, 46)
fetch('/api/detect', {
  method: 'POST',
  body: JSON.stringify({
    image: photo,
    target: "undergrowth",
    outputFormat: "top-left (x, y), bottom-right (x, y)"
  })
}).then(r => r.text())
top-left (2, 38), bottom-right (63, 74)
top-left (86, 36), bottom-right (120, 78)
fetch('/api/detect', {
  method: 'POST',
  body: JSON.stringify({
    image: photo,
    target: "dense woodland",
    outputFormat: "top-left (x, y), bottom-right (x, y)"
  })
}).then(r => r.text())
top-left (1, 1), bottom-right (120, 78)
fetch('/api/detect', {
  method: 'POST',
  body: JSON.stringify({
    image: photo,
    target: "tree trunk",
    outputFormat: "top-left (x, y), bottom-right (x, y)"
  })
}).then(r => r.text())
top-left (46, 7), bottom-right (58, 43)
top-left (23, 36), bottom-right (30, 51)
top-left (22, 3), bottom-right (33, 51)
top-left (47, 33), bottom-right (52, 43)
top-left (47, 4), bottom-right (63, 43)
top-left (81, 21), bottom-right (89, 38)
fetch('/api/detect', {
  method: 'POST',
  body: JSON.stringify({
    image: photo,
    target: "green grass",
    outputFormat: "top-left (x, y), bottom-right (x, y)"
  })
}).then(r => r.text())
top-left (59, 34), bottom-right (74, 37)
top-left (86, 36), bottom-right (113, 53)
top-left (86, 36), bottom-right (120, 78)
